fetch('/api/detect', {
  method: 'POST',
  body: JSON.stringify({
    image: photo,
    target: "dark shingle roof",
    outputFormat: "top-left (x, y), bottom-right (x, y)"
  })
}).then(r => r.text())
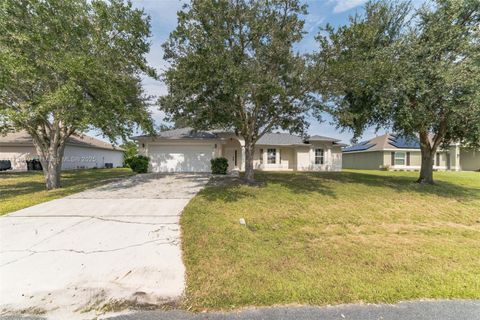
top-left (134, 128), bottom-right (343, 146)
top-left (257, 133), bottom-right (305, 145)
top-left (133, 128), bottom-right (218, 140)
top-left (0, 130), bottom-right (123, 151)
top-left (308, 135), bottom-right (341, 142)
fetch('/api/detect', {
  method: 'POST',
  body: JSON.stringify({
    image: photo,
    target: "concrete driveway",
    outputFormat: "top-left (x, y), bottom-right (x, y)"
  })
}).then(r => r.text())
top-left (0, 174), bottom-right (210, 319)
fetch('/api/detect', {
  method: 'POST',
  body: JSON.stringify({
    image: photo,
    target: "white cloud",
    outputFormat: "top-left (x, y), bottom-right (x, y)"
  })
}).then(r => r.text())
top-left (331, 0), bottom-right (366, 13)
top-left (304, 13), bottom-right (325, 33)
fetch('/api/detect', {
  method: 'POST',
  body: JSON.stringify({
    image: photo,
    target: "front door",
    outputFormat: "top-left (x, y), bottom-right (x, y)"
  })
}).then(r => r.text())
top-left (224, 147), bottom-right (238, 171)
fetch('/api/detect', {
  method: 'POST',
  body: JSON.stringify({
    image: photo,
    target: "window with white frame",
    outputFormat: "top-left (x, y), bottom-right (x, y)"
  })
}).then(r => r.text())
top-left (394, 152), bottom-right (406, 165)
top-left (267, 148), bottom-right (276, 164)
top-left (315, 148), bottom-right (324, 165)
top-left (259, 148), bottom-right (263, 164)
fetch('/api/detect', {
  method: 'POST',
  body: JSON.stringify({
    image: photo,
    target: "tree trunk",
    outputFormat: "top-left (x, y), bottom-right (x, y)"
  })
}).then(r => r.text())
top-left (244, 142), bottom-right (255, 183)
top-left (416, 132), bottom-right (435, 184)
top-left (32, 135), bottom-right (67, 190)
top-left (43, 155), bottom-right (63, 190)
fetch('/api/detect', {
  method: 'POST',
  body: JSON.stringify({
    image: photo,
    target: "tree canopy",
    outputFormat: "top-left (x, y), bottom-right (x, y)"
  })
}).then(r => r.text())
top-left (159, 0), bottom-right (314, 182)
top-left (313, 0), bottom-right (480, 183)
top-left (0, 0), bottom-right (156, 188)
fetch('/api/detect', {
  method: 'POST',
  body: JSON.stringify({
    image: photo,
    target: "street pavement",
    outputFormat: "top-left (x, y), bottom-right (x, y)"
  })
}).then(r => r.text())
top-left (1, 300), bottom-right (478, 320)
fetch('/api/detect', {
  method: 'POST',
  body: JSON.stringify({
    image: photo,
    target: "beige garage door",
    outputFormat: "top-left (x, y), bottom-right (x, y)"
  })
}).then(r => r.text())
top-left (149, 145), bottom-right (213, 172)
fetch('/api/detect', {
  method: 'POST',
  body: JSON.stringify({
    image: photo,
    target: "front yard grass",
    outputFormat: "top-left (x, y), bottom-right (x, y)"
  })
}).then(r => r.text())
top-left (181, 170), bottom-right (480, 310)
top-left (0, 168), bottom-right (134, 215)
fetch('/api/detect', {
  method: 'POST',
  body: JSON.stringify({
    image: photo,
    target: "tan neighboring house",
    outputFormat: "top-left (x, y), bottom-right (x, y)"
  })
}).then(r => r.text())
top-left (0, 130), bottom-right (124, 171)
top-left (342, 133), bottom-right (480, 171)
top-left (134, 128), bottom-right (345, 173)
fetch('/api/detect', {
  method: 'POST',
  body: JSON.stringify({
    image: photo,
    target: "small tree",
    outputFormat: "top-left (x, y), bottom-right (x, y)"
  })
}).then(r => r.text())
top-left (159, 0), bottom-right (313, 183)
top-left (0, 0), bottom-right (156, 189)
top-left (121, 141), bottom-right (138, 167)
top-left (313, 0), bottom-right (480, 184)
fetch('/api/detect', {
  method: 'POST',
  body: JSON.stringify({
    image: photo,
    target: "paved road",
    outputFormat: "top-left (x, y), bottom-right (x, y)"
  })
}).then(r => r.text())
top-left (0, 174), bottom-right (210, 320)
top-left (1, 300), bottom-right (479, 320)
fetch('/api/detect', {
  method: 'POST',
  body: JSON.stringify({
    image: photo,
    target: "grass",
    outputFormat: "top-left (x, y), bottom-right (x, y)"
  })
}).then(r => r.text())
top-left (0, 168), bottom-right (134, 215)
top-left (181, 170), bottom-right (480, 310)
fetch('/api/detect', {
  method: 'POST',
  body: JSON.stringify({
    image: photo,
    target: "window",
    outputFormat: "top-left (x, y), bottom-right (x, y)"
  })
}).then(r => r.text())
top-left (315, 148), bottom-right (324, 165)
top-left (436, 153), bottom-right (440, 166)
top-left (234, 150), bottom-right (237, 166)
top-left (394, 152), bottom-right (406, 166)
top-left (259, 149), bottom-right (263, 164)
top-left (267, 148), bottom-right (276, 164)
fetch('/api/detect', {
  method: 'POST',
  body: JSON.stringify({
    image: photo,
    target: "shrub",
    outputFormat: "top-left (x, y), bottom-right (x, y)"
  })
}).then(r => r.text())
top-left (128, 155), bottom-right (149, 173)
top-left (124, 156), bottom-right (134, 168)
top-left (211, 157), bottom-right (228, 174)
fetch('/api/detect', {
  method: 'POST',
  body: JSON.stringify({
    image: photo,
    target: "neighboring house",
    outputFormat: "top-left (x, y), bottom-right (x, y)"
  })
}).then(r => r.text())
top-left (342, 133), bottom-right (480, 171)
top-left (133, 128), bottom-right (345, 173)
top-left (0, 130), bottom-right (124, 171)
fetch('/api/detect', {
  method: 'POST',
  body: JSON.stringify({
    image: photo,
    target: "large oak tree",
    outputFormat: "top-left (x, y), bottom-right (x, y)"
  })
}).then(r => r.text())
top-left (159, 0), bottom-right (314, 182)
top-left (0, 0), bottom-right (156, 189)
top-left (314, 0), bottom-right (480, 184)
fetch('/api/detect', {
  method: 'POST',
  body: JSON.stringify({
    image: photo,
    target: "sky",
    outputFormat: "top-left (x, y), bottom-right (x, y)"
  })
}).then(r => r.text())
top-left (97, 0), bottom-right (424, 145)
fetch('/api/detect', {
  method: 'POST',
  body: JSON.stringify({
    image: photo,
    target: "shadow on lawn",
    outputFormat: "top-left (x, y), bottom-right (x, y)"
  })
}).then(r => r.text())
top-left (0, 169), bottom-right (133, 202)
top-left (200, 170), bottom-right (479, 203)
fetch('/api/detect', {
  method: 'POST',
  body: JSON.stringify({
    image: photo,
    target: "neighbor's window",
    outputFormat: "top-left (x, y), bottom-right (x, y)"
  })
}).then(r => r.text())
top-left (394, 152), bottom-right (406, 165)
top-left (267, 148), bottom-right (276, 164)
top-left (315, 148), bottom-right (324, 165)
top-left (259, 149), bottom-right (263, 164)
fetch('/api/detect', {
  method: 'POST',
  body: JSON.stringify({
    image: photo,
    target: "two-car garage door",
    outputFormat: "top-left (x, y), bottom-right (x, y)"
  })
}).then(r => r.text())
top-left (149, 145), bottom-right (213, 173)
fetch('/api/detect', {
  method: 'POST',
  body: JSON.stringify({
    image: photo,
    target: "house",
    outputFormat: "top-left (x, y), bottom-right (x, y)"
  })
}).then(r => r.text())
top-left (0, 130), bottom-right (124, 171)
top-left (342, 133), bottom-right (480, 171)
top-left (133, 128), bottom-right (345, 173)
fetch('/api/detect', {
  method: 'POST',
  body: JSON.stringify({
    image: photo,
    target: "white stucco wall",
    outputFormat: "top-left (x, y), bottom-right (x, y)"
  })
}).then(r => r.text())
top-left (0, 145), bottom-right (37, 170)
top-left (62, 145), bottom-right (124, 169)
top-left (296, 143), bottom-right (342, 172)
top-left (0, 145), bottom-right (123, 171)
top-left (252, 146), bottom-right (294, 171)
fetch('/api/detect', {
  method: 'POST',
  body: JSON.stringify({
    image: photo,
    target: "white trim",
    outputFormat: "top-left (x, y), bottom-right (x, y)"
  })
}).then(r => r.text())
top-left (344, 148), bottom-right (451, 154)
top-left (389, 165), bottom-right (450, 170)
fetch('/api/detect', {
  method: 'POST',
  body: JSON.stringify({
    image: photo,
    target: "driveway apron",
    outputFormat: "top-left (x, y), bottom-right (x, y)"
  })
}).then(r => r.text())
top-left (0, 173), bottom-right (209, 319)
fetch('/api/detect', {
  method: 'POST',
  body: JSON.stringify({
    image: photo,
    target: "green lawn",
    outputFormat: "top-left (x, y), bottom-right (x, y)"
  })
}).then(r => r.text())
top-left (0, 168), bottom-right (134, 215)
top-left (181, 170), bottom-right (480, 310)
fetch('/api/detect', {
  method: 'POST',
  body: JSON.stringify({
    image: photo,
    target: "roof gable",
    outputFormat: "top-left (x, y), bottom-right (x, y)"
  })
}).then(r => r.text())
top-left (0, 130), bottom-right (122, 151)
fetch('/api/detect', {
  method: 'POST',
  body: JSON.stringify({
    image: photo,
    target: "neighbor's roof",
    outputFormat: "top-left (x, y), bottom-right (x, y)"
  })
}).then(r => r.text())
top-left (134, 128), bottom-right (343, 146)
top-left (343, 133), bottom-right (421, 153)
top-left (0, 130), bottom-right (123, 151)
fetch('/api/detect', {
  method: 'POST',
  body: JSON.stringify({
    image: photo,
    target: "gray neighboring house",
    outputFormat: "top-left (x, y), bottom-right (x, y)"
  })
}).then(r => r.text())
top-left (133, 128), bottom-right (346, 173)
top-left (342, 133), bottom-right (480, 171)
top-left (0, 130), bottom-right (124, 171)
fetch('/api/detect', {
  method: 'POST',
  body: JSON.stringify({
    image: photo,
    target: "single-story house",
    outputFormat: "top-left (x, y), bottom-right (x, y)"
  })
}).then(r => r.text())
top-left (0, 130), bottom-right (124, 171)
top-left (342, 133), bottom-right (480, 171)
top-left (133, 128), bottom-right (346, 173)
